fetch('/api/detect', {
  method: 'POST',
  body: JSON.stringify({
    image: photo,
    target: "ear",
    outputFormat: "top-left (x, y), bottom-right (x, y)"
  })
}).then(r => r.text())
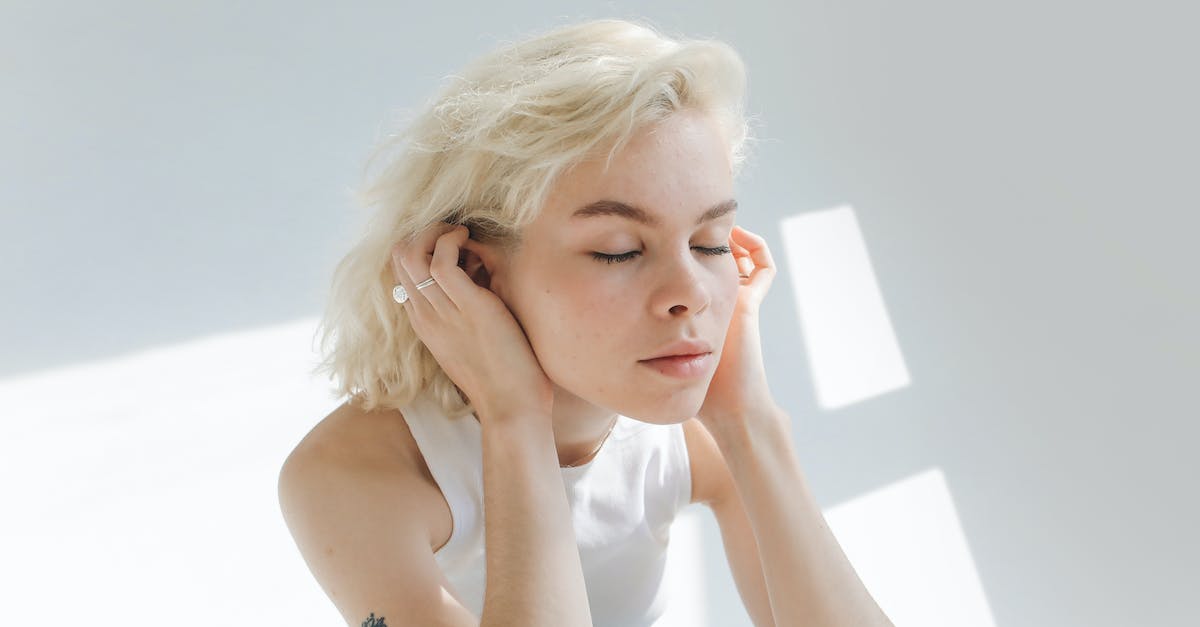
top-left (457, 235), bottom-right (507, 296)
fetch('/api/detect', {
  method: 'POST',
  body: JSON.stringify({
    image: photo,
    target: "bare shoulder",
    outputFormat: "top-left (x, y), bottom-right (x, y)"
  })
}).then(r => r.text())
top-left (680, 417), bottom-right (737, 508)
top-left (283, 400), bottom-right (411, 469)
top-left (278, 400), bottom-right (452, 552)
top-left (276, 401), bottom-right (473, 624)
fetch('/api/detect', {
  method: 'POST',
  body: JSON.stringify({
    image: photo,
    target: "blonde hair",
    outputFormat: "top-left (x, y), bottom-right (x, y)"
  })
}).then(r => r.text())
top-left (313, 17), bottom-right (755, 419)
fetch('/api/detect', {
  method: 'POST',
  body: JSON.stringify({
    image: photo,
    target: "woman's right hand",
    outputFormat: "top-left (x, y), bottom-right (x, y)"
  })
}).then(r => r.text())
top-left (389, 222), bottom-right (554, 423)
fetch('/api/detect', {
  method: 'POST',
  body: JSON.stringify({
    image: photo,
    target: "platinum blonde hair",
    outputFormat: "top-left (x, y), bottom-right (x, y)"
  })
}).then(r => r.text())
top-left (314, 17), bottom-right (755, 419)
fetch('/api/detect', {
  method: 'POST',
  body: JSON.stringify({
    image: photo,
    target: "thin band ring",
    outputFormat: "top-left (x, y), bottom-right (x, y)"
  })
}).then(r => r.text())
top-left (392, 277), bottom-right (438, 305)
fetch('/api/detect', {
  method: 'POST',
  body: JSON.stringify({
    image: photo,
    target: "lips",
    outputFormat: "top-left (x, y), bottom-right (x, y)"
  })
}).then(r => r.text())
top-left (639, 352), bottom-right (713, 378)
top-left (642, 338), bottom-right (713, 361)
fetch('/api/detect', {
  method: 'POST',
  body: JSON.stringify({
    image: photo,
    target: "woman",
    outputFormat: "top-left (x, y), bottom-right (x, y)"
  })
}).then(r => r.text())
top-left (278, 18), bottom-right (892, 627)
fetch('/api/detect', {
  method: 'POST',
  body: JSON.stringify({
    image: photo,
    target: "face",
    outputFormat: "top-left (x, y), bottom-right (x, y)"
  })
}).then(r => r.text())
top-left (488, 109), bottom-right (740, 425)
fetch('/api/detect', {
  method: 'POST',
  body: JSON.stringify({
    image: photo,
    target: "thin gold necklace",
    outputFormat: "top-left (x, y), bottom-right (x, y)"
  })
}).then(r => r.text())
top-left (560, 415), bottom-right (619, 468)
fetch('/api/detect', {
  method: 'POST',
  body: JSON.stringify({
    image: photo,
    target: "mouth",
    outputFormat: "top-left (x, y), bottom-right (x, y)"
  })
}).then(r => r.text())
top-left (638, 352), bottom-right (713, 378)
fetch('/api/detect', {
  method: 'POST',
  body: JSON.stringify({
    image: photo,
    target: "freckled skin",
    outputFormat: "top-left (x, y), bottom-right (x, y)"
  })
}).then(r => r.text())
top-left (480, 109), bottom-right (741, 429)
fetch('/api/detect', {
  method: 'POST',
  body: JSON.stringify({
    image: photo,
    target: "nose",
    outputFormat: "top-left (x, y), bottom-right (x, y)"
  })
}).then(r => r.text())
top-left (650, 249), bottom-right (713, 318)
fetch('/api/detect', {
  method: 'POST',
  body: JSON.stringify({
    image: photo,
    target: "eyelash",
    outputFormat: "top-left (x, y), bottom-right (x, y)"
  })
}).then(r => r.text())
top-left (591, 246), bottom-right (732, 264)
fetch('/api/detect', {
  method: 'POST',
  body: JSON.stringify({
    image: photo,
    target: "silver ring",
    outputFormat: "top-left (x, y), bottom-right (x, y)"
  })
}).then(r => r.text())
top-left (392, 277), bottom-right (437, 305)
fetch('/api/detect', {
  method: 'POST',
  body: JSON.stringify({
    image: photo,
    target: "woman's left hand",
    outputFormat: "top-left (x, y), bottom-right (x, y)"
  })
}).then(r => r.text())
top-left (697, 225), bottom-right (782, 432)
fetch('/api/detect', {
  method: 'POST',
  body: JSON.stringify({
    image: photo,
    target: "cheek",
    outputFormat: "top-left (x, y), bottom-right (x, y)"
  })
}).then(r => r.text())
top-left (714, 278), bottom-right (741, 317)
top-left (546, 268), bottom-right (625, 316)
top-left (576, 287), bottom-right (623, 317)
top-left (522, 278), bottom-right (616, 352)
top-left (559, 287), bottom-right (634, 363)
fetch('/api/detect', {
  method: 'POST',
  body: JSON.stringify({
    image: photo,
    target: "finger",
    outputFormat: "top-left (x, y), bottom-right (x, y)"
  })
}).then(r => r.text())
top-left (390, 242), bottom-right (427, 326)
top-left (728, 229), bottom-right (754, 278)
top-left (429, 225), bottom-right (484, 314)
top-left (388, 240), bottom-right (427, 317)
top-left (731, 225), bottom-right (776, 276)
top-left (728, 227), bottom-right (749, 252)
top-left (732, 249), bottom-right (753, 278)
top-left (730, 226), bottom-right (774, 292)
top-left (398, 223), bottom-right (461, 318)
top-left (728, 227), bottom-right (752, 259)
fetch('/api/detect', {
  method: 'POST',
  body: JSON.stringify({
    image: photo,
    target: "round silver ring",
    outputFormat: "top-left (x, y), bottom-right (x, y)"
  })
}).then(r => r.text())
top-left (415, 277), bottom-right (436, 290)
top-left (392, 284), bottom-right (408, 304)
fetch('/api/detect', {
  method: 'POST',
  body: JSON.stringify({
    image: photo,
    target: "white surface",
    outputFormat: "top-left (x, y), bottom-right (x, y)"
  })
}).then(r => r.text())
top-left (0, 319), bottom-right (344, 625)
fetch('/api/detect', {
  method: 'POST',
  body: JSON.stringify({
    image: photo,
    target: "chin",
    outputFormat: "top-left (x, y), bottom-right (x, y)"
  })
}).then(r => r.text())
top-left (626, 412), bottom-right (697, 426)
top-left (614, 391), bottom-right (707, 426)
top-left (557, 368), bottom-right (711, 425)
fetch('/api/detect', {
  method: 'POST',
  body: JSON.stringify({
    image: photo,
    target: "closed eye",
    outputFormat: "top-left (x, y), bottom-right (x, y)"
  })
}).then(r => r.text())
top-left (591, 245), bottom-right (732, 264)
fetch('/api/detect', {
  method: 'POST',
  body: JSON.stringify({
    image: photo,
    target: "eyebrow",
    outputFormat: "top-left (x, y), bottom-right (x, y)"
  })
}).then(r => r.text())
top-left (570, 198), bottom-right (738, 227)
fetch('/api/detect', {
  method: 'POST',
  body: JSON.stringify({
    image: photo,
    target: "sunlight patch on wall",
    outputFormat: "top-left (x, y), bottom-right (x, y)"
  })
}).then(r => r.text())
top-left (823, 467), bottom-right (997, 627)
top-left (780, 205), bottom-right (911, 409)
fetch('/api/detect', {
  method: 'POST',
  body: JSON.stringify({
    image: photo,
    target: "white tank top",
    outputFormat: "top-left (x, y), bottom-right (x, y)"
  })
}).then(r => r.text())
top-left (398, 389), bottom-right (693, 627)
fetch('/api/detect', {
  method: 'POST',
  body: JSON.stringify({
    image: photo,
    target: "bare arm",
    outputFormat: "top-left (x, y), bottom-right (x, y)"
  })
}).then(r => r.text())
top-left (706, 409), bottom-right (894, 627)
top-left (277, 407), bottom-right (592, 627)
top-left (277, 443), bottom-right (480, 626)
top-left (690, 224), bottom-right (891, 624)
top-left (683, 418), bottom-right (776, 627)
top-left (380, 221), bottom-right (594, 624)
top-left (477, 410), bottom-right (593, 627)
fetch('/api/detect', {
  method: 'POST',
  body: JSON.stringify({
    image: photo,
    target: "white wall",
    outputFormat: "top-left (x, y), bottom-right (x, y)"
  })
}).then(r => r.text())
top-left (3, 2), bottom-right (1197, 626)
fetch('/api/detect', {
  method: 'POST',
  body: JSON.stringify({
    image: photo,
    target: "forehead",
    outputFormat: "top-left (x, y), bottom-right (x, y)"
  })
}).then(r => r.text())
top-left (538, 110), bottom-right (734, 229)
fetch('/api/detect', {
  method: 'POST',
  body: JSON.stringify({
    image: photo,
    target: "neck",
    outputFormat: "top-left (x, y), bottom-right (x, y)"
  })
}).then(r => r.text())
top-left (549, 385), bottom-right (620, 467)
top-left (466, 384), bottom-right (619, 466)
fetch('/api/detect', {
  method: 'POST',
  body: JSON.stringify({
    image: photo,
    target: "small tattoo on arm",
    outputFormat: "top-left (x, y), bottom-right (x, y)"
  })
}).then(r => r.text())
top-left (361, 612), bottom-right (387, 627)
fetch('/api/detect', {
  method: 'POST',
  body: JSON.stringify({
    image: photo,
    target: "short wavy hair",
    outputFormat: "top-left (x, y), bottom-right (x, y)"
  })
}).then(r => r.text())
top-left (313, 17), bottom-right (755, 419)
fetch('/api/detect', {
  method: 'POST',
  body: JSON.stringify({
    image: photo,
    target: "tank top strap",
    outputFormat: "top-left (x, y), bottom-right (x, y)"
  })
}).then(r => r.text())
top-left (397, 391), bottom-right (486, 567)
